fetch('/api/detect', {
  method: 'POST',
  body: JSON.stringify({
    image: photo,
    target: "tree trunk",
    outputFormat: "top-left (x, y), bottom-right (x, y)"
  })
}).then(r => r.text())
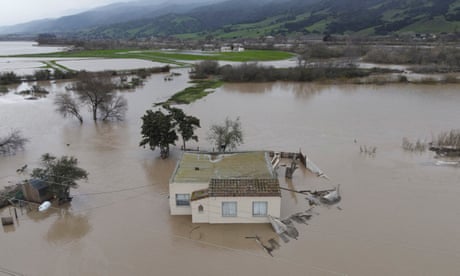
top-left (92, 108), bottom-right (97, 121)
top-left (160, 146), bottom-right (169, 159)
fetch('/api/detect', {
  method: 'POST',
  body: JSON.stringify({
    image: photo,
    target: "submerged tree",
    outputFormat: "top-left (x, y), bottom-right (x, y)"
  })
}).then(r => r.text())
top-left (31, 153), bottom-right (88, 202)
top-left (75, 71), bottom-right (115, 121)
top-left (54, 93), bottom-right (83, 123)
top-left (164, 105), bottom-right (200, 150)
top-left (0, 130), bottom-right (29, 155)
top-left (140, 110), bottom-right (178, 159)
top-left (60, 71), bottom-right (128, 122)
top-left (69, 71), bottom-right (128, 121)
top-left (140, 106), bottom-right (201, 158)
top-left (207, 117), bottom-right (243, 152)
top-left (99, 95), bottom-right (128, 121)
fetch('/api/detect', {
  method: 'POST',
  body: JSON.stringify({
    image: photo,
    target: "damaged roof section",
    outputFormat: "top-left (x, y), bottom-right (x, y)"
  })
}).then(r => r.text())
top-left (190, 179), bottom-right (281, 201)
top-left (209, 178), bottom-right (280, 197)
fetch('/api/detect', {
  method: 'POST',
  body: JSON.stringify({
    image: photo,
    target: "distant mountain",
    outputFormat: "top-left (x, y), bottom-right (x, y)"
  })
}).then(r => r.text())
top-left (2, 0), bottom-right (460, 38)
top-left (0, 0), bottom-right (212, 35)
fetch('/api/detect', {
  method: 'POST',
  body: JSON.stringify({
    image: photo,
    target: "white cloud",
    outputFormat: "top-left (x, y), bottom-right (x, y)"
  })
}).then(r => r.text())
top-left (0, 0), bottom-right (137, 26)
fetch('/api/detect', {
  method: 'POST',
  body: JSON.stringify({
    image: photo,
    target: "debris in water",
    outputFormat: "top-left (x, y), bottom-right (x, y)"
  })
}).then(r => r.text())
top-left (245, 235), bottom-right (275, 256)
top-left (320, 184), bottom-right (341, 204)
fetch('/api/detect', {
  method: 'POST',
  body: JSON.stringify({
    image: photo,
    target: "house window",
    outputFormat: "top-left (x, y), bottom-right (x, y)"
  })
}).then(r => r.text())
top-left (198, 205), bottom-right (204, 213)
top-left (252, 201), bottom-right (268, 217)
top-left (175, 194), bottom-right (190, 206)
top-left (222, 201), bottom-right (237, 217)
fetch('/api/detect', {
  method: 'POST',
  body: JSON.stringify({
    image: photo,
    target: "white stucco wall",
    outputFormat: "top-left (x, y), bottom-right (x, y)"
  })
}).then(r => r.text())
top-left (191, 198), bottom-right (210, 223)
top-left (169, 182), bottom-right (208, 215)
top-left (191, 196), bottom-right (281, 224)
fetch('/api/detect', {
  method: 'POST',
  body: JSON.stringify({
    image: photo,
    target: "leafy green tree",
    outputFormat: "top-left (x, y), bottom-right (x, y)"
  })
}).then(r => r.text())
top-left (164, 105), bottom-right (200, 150)
top-left (140, 110), bottom-right (178, 159)
top-left (31, 153), bottom-right (88, 202)
top-left (207, 117), bottom-right (243, 152)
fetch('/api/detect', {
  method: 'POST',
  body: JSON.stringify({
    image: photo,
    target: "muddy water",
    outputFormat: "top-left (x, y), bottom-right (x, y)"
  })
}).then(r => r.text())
top-left (1, 72), bottom-right (460, 275)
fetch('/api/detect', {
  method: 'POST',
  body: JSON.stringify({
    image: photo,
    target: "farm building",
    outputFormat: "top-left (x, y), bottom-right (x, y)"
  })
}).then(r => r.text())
top-left (169, 151), bottom-right (281, 223)
top-left (21, 179), bottom-right (52, 203)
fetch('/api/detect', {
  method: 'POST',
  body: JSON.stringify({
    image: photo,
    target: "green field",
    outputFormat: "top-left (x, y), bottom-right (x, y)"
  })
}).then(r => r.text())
top-left (158, 79), bottom-right (223, 105)
top-left (10, 49), bottom-right (295, 64)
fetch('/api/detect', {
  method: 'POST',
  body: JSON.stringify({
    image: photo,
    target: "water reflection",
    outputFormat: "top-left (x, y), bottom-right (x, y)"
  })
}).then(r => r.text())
top-left (222, 81), bottom-right (330, 101)
top-left (46, 212), bottom-right (91, 244)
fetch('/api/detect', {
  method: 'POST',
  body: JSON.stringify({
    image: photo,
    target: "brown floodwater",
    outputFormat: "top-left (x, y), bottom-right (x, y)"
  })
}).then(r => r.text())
top-left (1, 69), bottom-right (460, 275)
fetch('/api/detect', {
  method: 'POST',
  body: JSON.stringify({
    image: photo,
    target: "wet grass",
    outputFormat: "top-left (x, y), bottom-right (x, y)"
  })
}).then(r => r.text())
top-left (11, 49), bottom-right (294, 63)
top-left (158, 79), bottom-right (223, 105)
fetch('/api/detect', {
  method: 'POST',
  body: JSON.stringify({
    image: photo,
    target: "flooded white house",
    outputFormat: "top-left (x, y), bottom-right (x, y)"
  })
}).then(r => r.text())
top-left (169, 151), bottom-right (281, 223)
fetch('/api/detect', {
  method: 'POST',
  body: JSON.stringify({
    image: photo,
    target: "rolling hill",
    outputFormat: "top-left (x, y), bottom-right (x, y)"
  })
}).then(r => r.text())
top-left (2, 0), bottom-right (460, 39)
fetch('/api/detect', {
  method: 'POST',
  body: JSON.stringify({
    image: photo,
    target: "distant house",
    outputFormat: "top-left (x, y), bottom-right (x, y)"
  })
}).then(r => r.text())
top-left (220, 46), bottom-right (232, 52)
top-left (169, 151), bottom-right (281, 223)
top-left (21, 179), bottom-right (52, 203)
top-left (202, 44), bottom-right (216, 51)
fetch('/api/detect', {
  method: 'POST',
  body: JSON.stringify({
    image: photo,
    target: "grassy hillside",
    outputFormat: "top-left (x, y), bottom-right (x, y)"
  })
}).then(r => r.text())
top-left (4, 0), bottom-right (460, 38)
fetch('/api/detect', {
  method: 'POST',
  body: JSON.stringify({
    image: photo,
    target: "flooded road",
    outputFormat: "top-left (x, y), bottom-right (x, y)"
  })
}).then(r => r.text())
top-left (1, 51), bottom-right (460, 275)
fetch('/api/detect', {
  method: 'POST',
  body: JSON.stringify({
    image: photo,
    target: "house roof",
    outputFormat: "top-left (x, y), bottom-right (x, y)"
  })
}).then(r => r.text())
top-left (208, 178), bottom-right (280, 197)
top-left (191, 178), bottom-right (281, 201)
top-left (28, 179), bottom-right (48, 190)
top-left (171, 151), bottom-right (275, 184)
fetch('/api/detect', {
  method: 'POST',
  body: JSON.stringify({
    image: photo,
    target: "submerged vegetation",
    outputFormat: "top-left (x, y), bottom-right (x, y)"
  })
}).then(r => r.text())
top-left (191, 61), bottom-right (398, 83)
top-left (402, 137), bottom-right (428, 153)
top-left (402, 130), bottom-right (460, 156)
top-left (431, 130), bottom-right (460, 149)
top-left (159, 79), bottom-right (223, 105)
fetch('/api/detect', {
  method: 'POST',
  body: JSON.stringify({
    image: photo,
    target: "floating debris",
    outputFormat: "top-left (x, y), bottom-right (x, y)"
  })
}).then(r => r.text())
top-left (38, 201), bottom-right (51, 212)
top-left (320, 184), bottom-right (341, 204)
top-left (306, 156), bottom-right (328, 179)
top-left (245, 235), bottom-right (276, 257)
top-left (435, 160), bottom-right (459, 166)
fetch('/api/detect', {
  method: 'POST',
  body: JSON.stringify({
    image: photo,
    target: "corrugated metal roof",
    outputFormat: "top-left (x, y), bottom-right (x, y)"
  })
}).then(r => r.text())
top-left (29, 179), bottom-right (48, 190)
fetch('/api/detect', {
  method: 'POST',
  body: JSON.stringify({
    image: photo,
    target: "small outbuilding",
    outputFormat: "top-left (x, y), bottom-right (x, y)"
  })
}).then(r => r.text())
top-left (169, 151), bottom-right (281, 223)
top-left (21, 179), bottom-right (52, 203)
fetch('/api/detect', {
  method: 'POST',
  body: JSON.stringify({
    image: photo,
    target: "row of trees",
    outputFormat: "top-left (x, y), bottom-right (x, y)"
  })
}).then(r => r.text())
top-left (140, 104), bottom-right (243, 158)
top-left (191, 60), bottom-right (389, 83)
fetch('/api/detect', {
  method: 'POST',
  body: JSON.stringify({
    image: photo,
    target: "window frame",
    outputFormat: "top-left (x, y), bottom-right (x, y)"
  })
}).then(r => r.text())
top-left (175, 193), bottom-right (190, 206)
top-left (221, 201), bottom-right (237, 217)
top-left (252, 201), bottom-right (268, 217)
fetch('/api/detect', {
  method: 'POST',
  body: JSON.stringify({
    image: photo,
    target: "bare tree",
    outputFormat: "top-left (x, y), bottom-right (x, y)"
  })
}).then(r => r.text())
top-left (0, 130), bottom-right (29, 155)
top-left (73, 71), bottom-right (117, 121)
top-left (99, 94), bottom-right (128, 121)
top-left (54, 93), bottom-right (83, 123)
top-left (207, 117), bottom-right (243, 152)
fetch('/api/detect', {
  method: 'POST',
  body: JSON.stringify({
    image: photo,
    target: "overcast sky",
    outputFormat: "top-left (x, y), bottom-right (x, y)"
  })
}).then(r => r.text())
top-left (0, 0), bottom-right (139, 26)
